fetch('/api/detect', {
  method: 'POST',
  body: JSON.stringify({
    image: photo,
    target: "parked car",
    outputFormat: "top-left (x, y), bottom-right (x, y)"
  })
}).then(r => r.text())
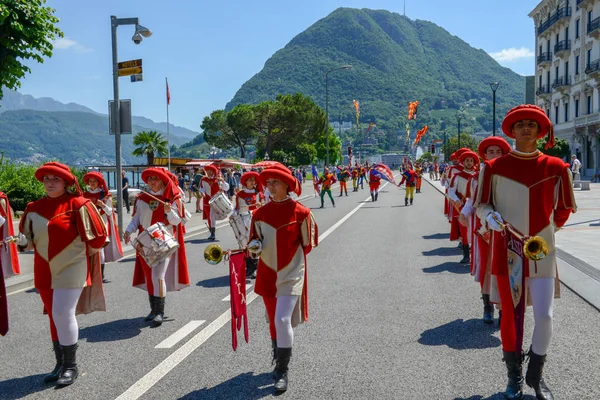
top-left (109, 188), bottom-right (142, 206)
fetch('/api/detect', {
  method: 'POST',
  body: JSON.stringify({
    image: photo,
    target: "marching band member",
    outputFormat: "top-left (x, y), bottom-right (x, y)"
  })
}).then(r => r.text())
top-left (1, 191), bottom-right (20, 337)
top-left (441, 149), bottom-right (466, 220)
top-left (458, 137), bottom-right (511, 324)
top-left (448, 150), bottom-right (478, 264)
top-left (368, 167), bottom-right (381, 202)
top-left (415, 163), bottom-right (423, 193)
top-left (124, 167), bottom-right (190, 327)
top-left (200, 164), bottom-right (230, 241)
top-left (359, 164), bottom-right (367, 189)
top-left (338, 166), bottom-right (350, 197)
top-left (251, 165), bottom-right (318, 393)
top-left (351, 165), bottom-right (359, 192)
top-left (17, 162), bottom-right (108, 386)
top-left (475, 105), bottom-right (576, 400)
top-left (83, 172), bottom-right (123, 283)
top-left (317, 167), bottom-right (336, 208)
top-left (398, 166), bottom-right (418, 206)
top-left (234, 171), bottom-right (264, 278)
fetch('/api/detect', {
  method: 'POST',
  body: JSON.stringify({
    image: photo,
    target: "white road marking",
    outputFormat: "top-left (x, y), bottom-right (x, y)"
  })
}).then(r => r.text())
top-left (222, 284), bottom-right (253, 301)
top-left (115, 179), bottom-right (396, 400)
top-left (154, 320), bottom-right (206, 349)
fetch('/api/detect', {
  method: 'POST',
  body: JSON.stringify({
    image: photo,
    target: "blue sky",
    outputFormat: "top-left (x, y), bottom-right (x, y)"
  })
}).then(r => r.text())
top-left (18, 0), bottom-right (539, 132)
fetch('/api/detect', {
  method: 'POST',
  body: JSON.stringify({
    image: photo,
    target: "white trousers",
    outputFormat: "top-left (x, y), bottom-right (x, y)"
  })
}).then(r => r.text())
top-left (151, 258), bottom-right (170, 297)
top-left (529, 278), bottom-right (555, 355)
top-left (53, 288), bottom-right (84, 346)
top-left (275, 295), bottom-right (299, 348)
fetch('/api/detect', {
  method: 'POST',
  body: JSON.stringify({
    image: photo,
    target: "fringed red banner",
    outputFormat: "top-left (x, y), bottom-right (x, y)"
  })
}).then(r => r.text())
top-left (229, 251), bottom-right (249, 350)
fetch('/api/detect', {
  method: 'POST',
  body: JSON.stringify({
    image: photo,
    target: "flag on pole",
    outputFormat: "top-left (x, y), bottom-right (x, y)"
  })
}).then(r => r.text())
top-left (166, 79), bottom-right (171, 105)
top-left (370, 163), bottom-right (397, 185)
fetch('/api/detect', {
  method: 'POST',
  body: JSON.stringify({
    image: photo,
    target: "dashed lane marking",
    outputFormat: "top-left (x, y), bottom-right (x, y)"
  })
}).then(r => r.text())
top-left (155, 320), bottom-right (206, 349)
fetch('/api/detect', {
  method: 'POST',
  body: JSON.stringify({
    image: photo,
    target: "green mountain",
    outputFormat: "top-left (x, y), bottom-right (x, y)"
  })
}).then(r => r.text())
top-left (226, 8), bottom-right (525, 135)
top-left (0, 110), bottom-right (188, 166)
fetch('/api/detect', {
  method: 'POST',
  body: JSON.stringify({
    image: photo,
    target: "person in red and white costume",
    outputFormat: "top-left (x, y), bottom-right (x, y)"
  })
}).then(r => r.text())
top-left (83, 172), bottom-right (123, 283)
top-left (124, 167), bottom-right (190, 327)
top-left (368, 167), bottom-right (381, 202)
top-left (250, 166), bottom-right (317, 393)
top-left (17, 162), bottom-right (108, 387)
top-left (441, 149), bottom-right (467, 224)
top-left (0, 191), bottom-right (20, 337)
top-left (458, 137), bottom-right (511, 324)
top-left (475, 105), bottom-right (576, 400)
top-left (200, 164), bottom-right (230, 240)
top-left (447, 150), bottom-right (479, 264)
top-left (233, 171), bottom-right (265, 278)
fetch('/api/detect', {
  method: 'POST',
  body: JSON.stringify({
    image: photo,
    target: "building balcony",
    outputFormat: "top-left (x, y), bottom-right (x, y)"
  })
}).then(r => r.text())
top-left (536, 85), bottom-right (552, 97)
top-left (538, 7), bottom-right (572, 36)
top-left (537, 52), bottom-right (553, 66)
top-left (578, 0), bottom-right (594, 9)
top-left (554, 40), bottom-right (571, 58)
top-left (552, 76), bottom-right (572, 91)
top-left (585, 59), bottom-right (600, 76)
top-left (589, 17), bottom-right (600, 38)
top-left (574, 112), bottom-right (600, 127)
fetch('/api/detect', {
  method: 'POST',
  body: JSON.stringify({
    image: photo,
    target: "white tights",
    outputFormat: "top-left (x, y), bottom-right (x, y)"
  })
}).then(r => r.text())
top-left (529, 278), bottom-right (554, 355)
top-left (275, 296), bottom-right (299, 348)
top-left (151, 258), bottom-right (169, 297)
top-left (53, 288), bottom-right (83, 346)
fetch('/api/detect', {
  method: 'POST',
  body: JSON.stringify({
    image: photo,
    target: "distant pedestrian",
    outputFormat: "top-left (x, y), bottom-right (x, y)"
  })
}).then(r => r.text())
top-left (122, 170), bottom-right (130, 214)
top-left (571, 154), bottom-right (581, 182)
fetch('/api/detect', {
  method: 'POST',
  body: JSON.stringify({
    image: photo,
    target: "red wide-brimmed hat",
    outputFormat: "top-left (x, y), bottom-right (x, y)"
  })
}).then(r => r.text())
top-left (477, 136), bottom-right (512, 159)
top-left (501, 104), bottom-right (554, 149)
top-left (203, 164), bottom-right (218, 176)
top-left (258, 166), bottom-right (301, 196)
top-left (459, 150), bottom-right (480, 164)
top-left (83, 171), bottom-right (109, 193)
top-left (241, 171), bottom-right (259, 187)
top-left (141, 167), bottom-right (171, 185)
top-left (35, 162), bottom-right (77, 186)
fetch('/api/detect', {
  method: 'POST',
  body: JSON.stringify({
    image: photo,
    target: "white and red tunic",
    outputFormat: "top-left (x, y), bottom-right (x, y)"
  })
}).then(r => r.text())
top-left (83, 188), bottom-right (123, 262)
top-left (442, 164), bottom-right (463, 218)
top-left (475, 151), bottom-right (576, 301)
top-left (200, 176), bottom-right (229, 226)
top-left (128, 192), bottom-right (190, 293)
top-left (250, 198), bottom-right (318, 324)
top-left (234, 188), bottom-right (264, 215)
top-left (19, 194), bottom-right (108, 313)
top-left (448, 169), bottom-right (475, 243)
top-left (1, 192), bottom-right (20, 336)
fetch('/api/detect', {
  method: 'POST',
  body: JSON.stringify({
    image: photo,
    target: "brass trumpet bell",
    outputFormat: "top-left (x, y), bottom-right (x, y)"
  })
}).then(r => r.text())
top-left (204, 244), bottom-right (224, 265)
top-left (523, 236), bottom-right (549, 261)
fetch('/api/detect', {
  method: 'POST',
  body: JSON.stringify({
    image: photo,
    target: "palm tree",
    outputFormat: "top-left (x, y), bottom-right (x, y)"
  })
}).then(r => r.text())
top-left (132, 131), bottom-right (168, 165)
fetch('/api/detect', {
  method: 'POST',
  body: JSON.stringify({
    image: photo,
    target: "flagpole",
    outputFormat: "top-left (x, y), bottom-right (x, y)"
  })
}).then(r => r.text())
top-left (166, 77), bottom-right (171, 171)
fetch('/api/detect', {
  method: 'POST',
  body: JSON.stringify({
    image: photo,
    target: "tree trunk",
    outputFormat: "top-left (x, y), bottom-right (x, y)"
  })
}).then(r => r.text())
top-left (148, 152), bottom-right (154, 166)
top-left (239, 145), bottom-right (246, 159)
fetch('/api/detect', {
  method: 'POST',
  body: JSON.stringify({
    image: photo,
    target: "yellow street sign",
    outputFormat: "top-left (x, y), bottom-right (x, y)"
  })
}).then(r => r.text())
top-left (118, 66), bottom-right (142, 77)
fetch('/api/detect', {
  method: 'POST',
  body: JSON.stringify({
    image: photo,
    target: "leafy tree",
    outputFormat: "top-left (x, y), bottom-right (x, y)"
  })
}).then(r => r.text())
top-left (201, 105), bottom-right (256, 158)
top-left (132, 130), bottom-right (168, 165)
top-left (441, 134), bottom-right (479, 158)
top-left (537, 137), bottom-right (570, 161)
top-left (294, 143), bottom-right (317, 165)
top-left (0, 0), bottom-right (63, 100)
top-left (418, 152), bottom-right (433, 163)
top-left (315, 128), bottom-right (341, 165)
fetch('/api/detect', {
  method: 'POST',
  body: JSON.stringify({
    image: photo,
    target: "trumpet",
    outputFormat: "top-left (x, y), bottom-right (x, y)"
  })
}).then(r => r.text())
top-left (204, 239), bottom-right (262, 265)
top-left (491, 214), bottom-right (549, 261)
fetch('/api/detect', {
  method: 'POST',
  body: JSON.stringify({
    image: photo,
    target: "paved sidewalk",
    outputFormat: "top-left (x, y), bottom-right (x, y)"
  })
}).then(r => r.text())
top-left (423, 175), bottom-right (600, 310)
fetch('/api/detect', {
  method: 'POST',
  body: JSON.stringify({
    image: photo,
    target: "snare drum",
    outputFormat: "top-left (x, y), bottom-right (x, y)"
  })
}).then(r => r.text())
top-left (132, 222), bottom-right (179, 266)
top-left (209, 192), bottom-right (233, 220)
top-left (229, 213), bottom-right (252, 248)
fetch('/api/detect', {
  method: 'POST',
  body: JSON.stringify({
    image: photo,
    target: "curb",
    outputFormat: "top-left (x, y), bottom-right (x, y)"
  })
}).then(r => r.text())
top-left (423, 177), bottom-right (600, 311)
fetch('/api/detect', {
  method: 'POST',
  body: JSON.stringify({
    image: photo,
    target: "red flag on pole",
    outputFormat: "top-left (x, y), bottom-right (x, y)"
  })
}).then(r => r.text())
top-left (166, 78), bottom-right (171, 105)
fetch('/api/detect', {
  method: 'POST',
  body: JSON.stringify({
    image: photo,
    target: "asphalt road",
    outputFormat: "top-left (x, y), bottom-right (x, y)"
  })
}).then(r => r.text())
top-left (1, 181), bottom-right (599, 400)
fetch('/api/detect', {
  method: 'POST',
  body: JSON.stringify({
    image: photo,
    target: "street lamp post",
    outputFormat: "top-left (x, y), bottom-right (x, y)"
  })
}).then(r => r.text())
top-left (110, 15), bottom-right (151, 237)
top-left (490, 82), bottom-right (500, 136)
top-left (325, 65), bottom-right (352, 167)
top-left (443, 130), bottom-right (447, 160)
top-left (456, 113), bottom-right (463, 148)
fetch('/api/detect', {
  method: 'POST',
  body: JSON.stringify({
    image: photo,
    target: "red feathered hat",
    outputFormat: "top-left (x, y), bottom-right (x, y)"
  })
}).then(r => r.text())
top-left (477, 136), bottom-right (512, 160)
top-left (83, 171), bottom-right (109, 194)
top-left (459, 150), bottom-right (480, 164)
top-left (240, 171), bottom-right (259, 187)
top-left (258, 165), bottom-right (301, 196)
top-left (501, 104), bottom-right (554, 149)
top-left (203, 164), bottom-right (218, 176)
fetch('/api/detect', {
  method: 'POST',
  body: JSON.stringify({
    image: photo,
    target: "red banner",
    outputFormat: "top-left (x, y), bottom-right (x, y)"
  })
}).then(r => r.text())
top-left (229, 251), bottom-right (249, 350)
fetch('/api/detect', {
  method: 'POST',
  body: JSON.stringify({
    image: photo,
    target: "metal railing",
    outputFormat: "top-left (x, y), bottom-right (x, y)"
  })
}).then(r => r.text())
top-left (552, 76), bottom-right (572, 89)
top-left (536, 85), bottom-right (551, 95)
top-left (554, 39), bottom-right (571, 54)
top-left (538, 7), bottom-right (572, 35)
top-left (585, 59), bottom-right (600, 74)
top-left (537, 52), bottom-right (552, 64)
top-left (588, 16), bottom-right (600, 34)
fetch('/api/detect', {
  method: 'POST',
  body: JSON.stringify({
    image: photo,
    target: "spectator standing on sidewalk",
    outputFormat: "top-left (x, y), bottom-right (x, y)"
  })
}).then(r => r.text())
top-left (571, 154), bottom-right (581, 182)
top-left (122, 170), bottom-right (130, 214)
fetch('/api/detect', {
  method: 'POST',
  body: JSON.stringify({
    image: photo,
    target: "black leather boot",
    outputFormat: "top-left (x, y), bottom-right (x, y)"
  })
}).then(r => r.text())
top-left (145, 295), bottom-right (156, 321)
top-left (274, 347), bottom-right (292, 392)
top-left (208, 228), bottom-right (216, 240)
top-left (101, 264), bottom-right (108, 283)
top-left (503, 351), bottom-right (524, 399)
top-left (153, 296), bottom-right (165, 327)
top-left (525, 348), bottom-right (554, 400)
top-left (319, 200), bottom-right (324, 208)
top-left (459, 243), bottom-right (470, 264)
top-left (271, 339), bottom-right (278, 378)
top-left (482, 294), bottom-right (494, 324)
top-left (405, 197), bottom-right (408, 206)
top-left (371, 193), bottom-right (375, 202)
top-left (410, 197), bottom-right (413, 205)
top-left (375, 193), bottom-right (378, 201)
top-left (56, 344), bottom-right (78, 387)
top-left (44, 341), bottom-right (62, 383)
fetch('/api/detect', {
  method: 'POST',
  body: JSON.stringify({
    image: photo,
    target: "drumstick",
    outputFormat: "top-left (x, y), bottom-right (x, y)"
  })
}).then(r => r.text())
top-left (143, 191), bottom-right (169, 206)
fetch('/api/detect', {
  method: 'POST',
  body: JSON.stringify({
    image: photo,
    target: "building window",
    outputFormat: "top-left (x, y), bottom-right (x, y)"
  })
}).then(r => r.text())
top-left (564, 102), bottom-right (569, 121)
top-left (575, 55), bottom-right (580, 75)
top-left (575, 99), bottom-right (580, 117)
top-left (587, 95), bottom-right (592, 114)
top-left (555, 105), bottom-right (559, 123)
top-left (546, 109), bottom-right (550, 117)
top-left (587, 49), bottom-right (592, 68)
top-left (576, 19), bottom-right (580, 39)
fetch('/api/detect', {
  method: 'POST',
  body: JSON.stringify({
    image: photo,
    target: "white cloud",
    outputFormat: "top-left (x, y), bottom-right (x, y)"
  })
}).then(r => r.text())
top-left (53, 37), bottom-right (92, 53)
top-left (489, 47), bottom-right (534, 62)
